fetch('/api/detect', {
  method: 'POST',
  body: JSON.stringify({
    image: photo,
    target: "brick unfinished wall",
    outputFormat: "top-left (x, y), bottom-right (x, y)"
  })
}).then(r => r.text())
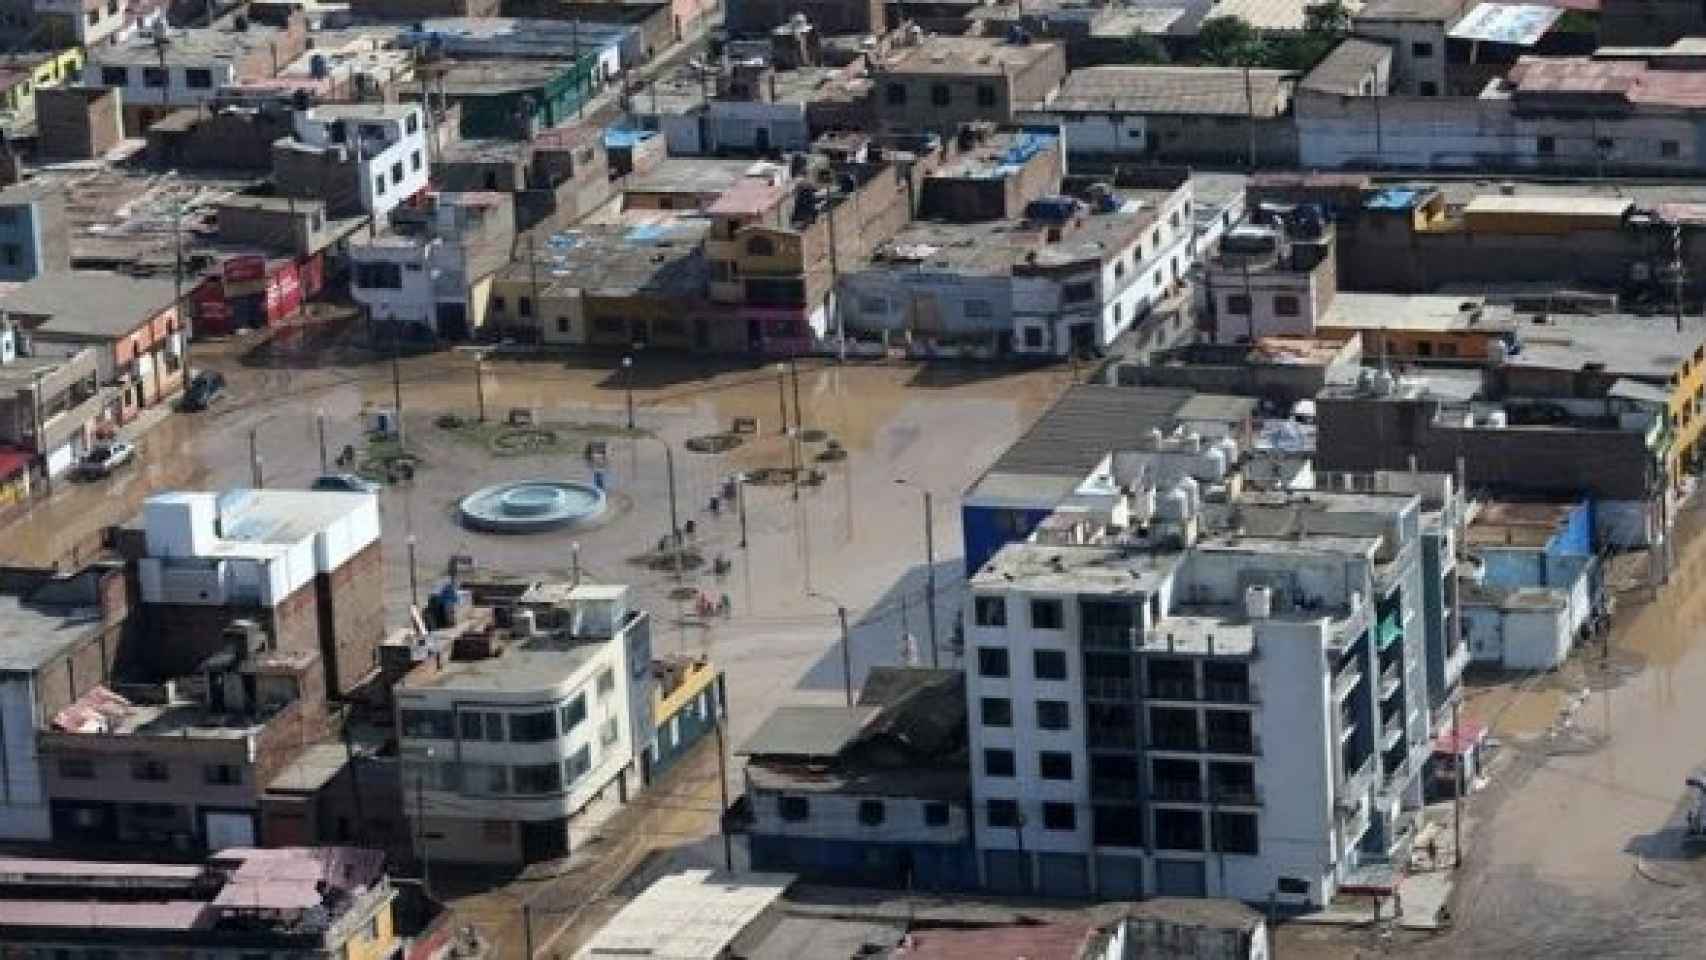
top-left (316, 540), bottom-right (384, 695)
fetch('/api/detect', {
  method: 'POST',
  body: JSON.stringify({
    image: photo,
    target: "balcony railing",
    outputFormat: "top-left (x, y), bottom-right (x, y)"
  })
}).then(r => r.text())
top-left (1379, 663), bottom-right (1402, 701)
top-left (1205, 731), bottom-right (1260, 756)
top-left (1381, 722), bottom-right (1404, 752)
top-left (1343, 752), bottom-right (1378, 803)
top-left (1147, 678), bottom-right (1197, 701)
top-left (1085, 676), bottom-right (1136, 700)
top-left (1332, 662), bottom-right (1362, 701)
top-left (1152, 780), bottom-right (1203, 803)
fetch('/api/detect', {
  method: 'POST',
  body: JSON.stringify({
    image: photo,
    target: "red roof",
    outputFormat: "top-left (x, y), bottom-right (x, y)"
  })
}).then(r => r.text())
top-left (0, 448), bottom-right (28, 479)
top-left (891, 922), bottom-right (1098, 960)
top-left (707, 179), bottom-right (789, 216)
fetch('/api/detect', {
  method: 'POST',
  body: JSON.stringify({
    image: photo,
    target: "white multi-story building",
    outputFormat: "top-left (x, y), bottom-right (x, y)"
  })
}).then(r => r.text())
top-left (290, 104), bottom-right (430, 220)
top-left (394, 583), bottom-right (653, 865)
top-left (964, 437), bottom-right (1448, 904)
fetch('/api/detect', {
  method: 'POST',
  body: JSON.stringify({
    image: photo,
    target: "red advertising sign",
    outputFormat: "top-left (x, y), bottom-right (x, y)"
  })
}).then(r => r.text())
top-left (222, 255), bottom-right (267, 285)
top-left (265, 261), bottom-right (302, 323)
top-left (189, 277), bottom-right (232, 336)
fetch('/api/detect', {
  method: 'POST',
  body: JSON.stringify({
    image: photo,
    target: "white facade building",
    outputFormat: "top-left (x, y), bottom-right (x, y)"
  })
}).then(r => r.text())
top-left (964, 442), bottom-right (1440, 904)
top-left (292, 104), bottom-right (430, 220)
top-left (395, 583), bottom-right (654, 865)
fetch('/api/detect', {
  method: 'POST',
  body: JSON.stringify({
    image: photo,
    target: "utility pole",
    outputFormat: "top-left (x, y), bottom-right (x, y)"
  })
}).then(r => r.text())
top-left (665, 443), bottom-right (682, 580)
top-left (623, 355), bottom-right (636, 430)
top-left (1243, 62), bottom-right (1257, 172)
top-left (407, 533), bottom-right (420, 609)
top-left (1672, 221), bottom-right (1685, 334)
top-left (837, 604), bottom-right (852, 706)
top-left (737, 474), bottom-right (749, 549)
top-left (712, 707), bottom-right (734, 871)
top-left (1452, 697), bottom-right (1464, 869)
top-left (391, 329), bottom-right (406, 445)
top-left (414, 748), bottom-right (434, 901)
top-left (474, 351), bottom-right (487, 423)
top-left (775, 362), bottom-right (788, 434)
top-left (174, 200), bottom-right (190, 385)
top-left (924, 489), bottom-right (938, 668)
top-left (249, 426), bottom-right (263, 487)
top-left (790, 358), bottom-right (804, 431)
top-left (316, 408), bottom-right (328, 473)
top-left (788, 426), bottom-right (801, 501)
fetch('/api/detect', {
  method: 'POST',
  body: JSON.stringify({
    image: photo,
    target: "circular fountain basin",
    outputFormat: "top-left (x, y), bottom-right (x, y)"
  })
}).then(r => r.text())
top-left (459, 480), bottom-right (608, 533)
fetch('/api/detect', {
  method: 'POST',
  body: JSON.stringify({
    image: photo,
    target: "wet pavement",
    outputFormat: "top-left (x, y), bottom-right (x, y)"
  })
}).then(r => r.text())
top-left (2, 338), bottom-right (1071, 756)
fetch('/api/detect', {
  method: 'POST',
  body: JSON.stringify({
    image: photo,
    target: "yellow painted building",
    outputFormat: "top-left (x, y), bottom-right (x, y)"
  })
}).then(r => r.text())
top-left (0, 47), bottom-right (84, 118)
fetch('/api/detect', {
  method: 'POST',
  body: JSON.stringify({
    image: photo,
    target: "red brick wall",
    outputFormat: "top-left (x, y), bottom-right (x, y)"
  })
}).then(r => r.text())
top-left (315, 540), bottom-right (385, 696)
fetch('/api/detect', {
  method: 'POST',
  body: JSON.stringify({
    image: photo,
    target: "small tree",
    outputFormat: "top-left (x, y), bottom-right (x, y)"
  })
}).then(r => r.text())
top-left (1197, 16), bottom-right (1268, 67)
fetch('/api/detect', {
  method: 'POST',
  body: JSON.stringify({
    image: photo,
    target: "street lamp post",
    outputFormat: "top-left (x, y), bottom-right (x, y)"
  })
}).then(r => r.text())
top-left (775, 362), bottom-right (788, 434)
top-left (789, 358), bottom-right (803, 431)
top-left (414, 746), bottom-right (435, 901)
top-left (316, 408), bottom-right (328, 474)
top-left (474, 351), bottom-right (487, 423)
top-left (622, 355), bottom-right (635, 430)
top-left (736, 472), bottom-right (749, 549)
top-left (809, 591), bottom-right (854, 706)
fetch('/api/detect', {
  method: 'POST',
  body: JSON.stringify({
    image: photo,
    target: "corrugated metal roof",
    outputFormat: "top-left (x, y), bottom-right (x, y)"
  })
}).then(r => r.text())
top-left (1301, 38), bottom-right (1394, 96)
top-left (1047, 66), bottom-right (1292, 117)
top-left (737, 705), bottom-right (879, 758)
top-left (985, 385), bottom-right (1196, 479)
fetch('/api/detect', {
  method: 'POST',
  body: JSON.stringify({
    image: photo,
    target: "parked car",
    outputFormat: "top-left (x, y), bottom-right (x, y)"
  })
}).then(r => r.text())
top-left (312, 472), bottom-right (381, 494)
top-left (179, 371), bottom-right (227, 411)
top-left (78, 441), bottom-right (135, 478)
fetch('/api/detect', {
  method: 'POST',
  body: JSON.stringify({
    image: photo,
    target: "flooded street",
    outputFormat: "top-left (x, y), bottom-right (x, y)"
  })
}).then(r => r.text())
top-left (1, 342), bottom-right (1070, 751)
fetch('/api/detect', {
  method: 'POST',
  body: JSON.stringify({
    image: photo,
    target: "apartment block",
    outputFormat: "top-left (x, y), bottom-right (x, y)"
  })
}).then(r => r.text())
top-left (963, 437), bottom-right (1450, 903)
top-left (349, 191), bottom-right (517, 341)
top-left (277, 104), bottom-right (431, 220)
top-left (871, 33), bottom-right (1066, 136)
top-left (394, 583), bottom-right (654, 865)
top-left (0, 180), bottom-right (68, 281)
top-left (43, 622), bottom-right (329, 851)
top-left (0, 327), bottom-right (103, 482)
top-left (134, 489), bottom-right (384, 696)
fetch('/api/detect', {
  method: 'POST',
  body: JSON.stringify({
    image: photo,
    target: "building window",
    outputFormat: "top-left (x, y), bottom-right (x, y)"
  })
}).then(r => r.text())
top-left (1033, 649), bottom-right (1068, 680)
top-left (142, 67), bottom-right (167, 88)
top-left (779, 795), bottom-right (810, 821)
top-left (492, 295), bottom-right (507, 313)
top-left (1226, 294), bottom-right (1251, 316)
top-left (746, 236), bottom-right (776, 256)
top-left (984, 748), bottom-right (1016, 777)
top-left (1274, 294), bottom-right (1300, 317)
top-left (58, 756), bottom-right (95, 779)
top-left (963, 299), bottom-right (993, 321)
top-left (519, 296), bottom-right (534, 318)
top-left (468, 763), bottom-right (508, 795)
top-left (931, 83), bottom-right (950, 106)
top-left (412, 149), bottom-right (423, 171)
top-left (391, 161), bottom-right (404, 185)
top-left (512, 762), bottom-right (562, 794)
top-left (987, 798), bottom-right (1019, 828)
top-left (482, 713), bottom-right (505, 741)
top-left (1039, 751), bottom-right (1073, 780)
top-left (401, 709), bottom-right (455, 739)
top-left (557, 315), bottom-right (571, 334)
top-left (406, 111), bottom-right (420, 134)
top-left (204, 763), bottom-right (241, 785)
top-left (1042, 802), bottom-right (1076, 831)
top-left (1023, 327), bottom-right (1044, 348)
top-left (861, 296), bottom-right (889, 315)
top-left (510, 710), bottom-right (558, 742)
top-left (600, 717), bottom-right (619, 745)
top-left (559, 694), bottom-right (588, 733)
top-left (1663, 140), bottom-right (1681, 158)
top-left (858, 800), bottom-right (886, 826)
top-left (886, 82), bottom-right (906, 105)
top-left (977, 646), bottom-right (1010, 677)
top-left (977, 84), bottom-right (996, 107)
top-left (184, 68), bottom-right (212, 89)
top-left (87, 8), bottom-right (99, 24)
top-left (564, 745), bottom-right (593, 782)
top-left (1064, 281), bottom-right (1095, 303)
top-left (1156, 808), bottom-right (1205, 851)
top-left (597, 668), bottom-right (616, 696)
top-left (374, 175), bottom-right (386, 196)
top-left (1419, 81), bottom-right (1438, 96)
top-left (923, 801), bottom-right (950, 826)
top-left (974, 596), bottom-right (1007, 627)
top-left (1411, 41), bottom-right (1433, 57)
top-left (131, 758), bottom-right (169, 782)
top-left (1537, 135), bottom-right (1556, 155)
top-left (981, 696), bottom-right (1013, 727)
top-left (1215, 811), bottom-right (1259, 854)
top-left (459, 711), bottom-right (485, 741)
top-left (1030, 598), bottom-right (1063, 629)
top-left (1037, 699), bottom-right (1070, 731)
